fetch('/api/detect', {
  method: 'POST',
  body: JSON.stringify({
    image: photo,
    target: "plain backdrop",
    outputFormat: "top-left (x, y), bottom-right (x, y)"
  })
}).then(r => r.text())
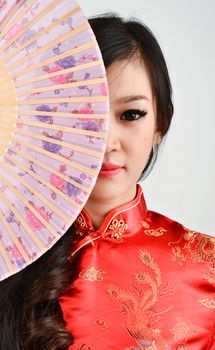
top-left (79, 0), bottom-right (215, 236)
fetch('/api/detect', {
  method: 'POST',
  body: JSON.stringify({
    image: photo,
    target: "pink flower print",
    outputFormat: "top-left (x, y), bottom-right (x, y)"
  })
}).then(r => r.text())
top-left (11, 244), bottom-right (22, 260)
top-left (78, 107), bottom-right (94, 121)
top-left (9, 242), bottom-right (25, 267)
top-left (0, 1), bottom-right (7, 10)
top-left (25, 204), bottom-right (50, 231)
top-left (99, 82), bottom-right (108, 96)
top-left (79, 107), bottom-right (94, 114)
top-left (49, 173), bottom-right (66, 189)
top-left (60, 165), bottom-right (67, 173)
top-left (6, 23), bottom-right (24, 40)
top-left (48, 66), bottom-right (67, 84)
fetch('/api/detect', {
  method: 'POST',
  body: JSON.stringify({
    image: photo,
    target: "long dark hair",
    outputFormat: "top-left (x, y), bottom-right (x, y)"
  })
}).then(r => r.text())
top-left (0, 13), bottom-right (174, 350)
top-left (0, 226), bottom-right (76, 350)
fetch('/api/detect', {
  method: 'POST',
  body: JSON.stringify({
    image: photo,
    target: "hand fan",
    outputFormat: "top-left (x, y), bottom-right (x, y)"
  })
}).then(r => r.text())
top-left (0, 0), bottom-right (109, 280)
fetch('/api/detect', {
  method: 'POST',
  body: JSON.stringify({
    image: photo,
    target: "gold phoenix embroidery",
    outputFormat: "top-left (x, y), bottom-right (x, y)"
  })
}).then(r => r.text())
top-left (106, 249), bottom-right (174, 349)
top-left (79, 267), bottom-right (105, 281)
top-left (169, 227), bottom-right (215, 266)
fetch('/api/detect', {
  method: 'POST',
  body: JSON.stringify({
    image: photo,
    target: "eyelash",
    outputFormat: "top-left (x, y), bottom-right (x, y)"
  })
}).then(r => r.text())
top-left (120, 109), bottom-right (148, 121)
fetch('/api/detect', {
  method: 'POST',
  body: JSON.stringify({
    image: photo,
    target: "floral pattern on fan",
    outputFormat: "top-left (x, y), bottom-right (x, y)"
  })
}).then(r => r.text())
top-left (0, 0), bottom-right (109, 280)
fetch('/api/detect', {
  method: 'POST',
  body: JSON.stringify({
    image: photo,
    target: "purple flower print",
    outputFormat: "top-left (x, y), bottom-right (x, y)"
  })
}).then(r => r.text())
top-left (36, 105), bottom-right (53, 123)
top-left (15, 258), bottom-right (26, 267)
top-left (80, 173), bottom-right (87, 180)
top-left (62, 16), bottom-right (73, 28)
top-left (7, 211), bottom-right (21, 229)
top-left (65, 17), bottom-right (73, 28)
top-left (7, 212), bottom-right (15, 223)
top-left (20, 29), bottom-right (37, 43)
top-left (79, 73), bottom-right (91, 90)
top-left (42, 136), bottom-right (62, 153)
top-left (66, 176), bottom-right (82, 198)
top-left (57, 56), bottom-right (76, 69)
top-left (81, 121), bottom-right (99, 132)
top-left (53, 45), bottom-right (61, 55)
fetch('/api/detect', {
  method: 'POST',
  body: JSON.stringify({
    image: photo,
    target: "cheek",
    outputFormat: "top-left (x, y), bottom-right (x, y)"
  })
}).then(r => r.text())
top-left (131, 133), bottom-right (154, 153)
top-left (127, 134), bottom-right (154, 171)
top-left (122, 121), bottom-right (156, 161)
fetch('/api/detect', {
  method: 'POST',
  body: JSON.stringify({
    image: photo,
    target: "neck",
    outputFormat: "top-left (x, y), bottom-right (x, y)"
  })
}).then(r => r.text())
top-left (84, 185), bottom-right (137, 230)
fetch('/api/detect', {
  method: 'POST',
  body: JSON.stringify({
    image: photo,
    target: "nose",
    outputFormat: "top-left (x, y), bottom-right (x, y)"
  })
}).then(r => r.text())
top-left (105, 112), bottom-right (121, 154)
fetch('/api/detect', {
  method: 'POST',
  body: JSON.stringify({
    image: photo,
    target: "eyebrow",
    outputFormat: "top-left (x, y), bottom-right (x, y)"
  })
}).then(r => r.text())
top-left (115, 95), bottom-right (149, 104)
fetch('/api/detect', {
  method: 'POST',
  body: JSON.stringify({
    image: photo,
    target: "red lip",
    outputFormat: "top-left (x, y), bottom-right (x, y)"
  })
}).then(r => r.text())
top-left (101, 163), bottom-right (122, 170)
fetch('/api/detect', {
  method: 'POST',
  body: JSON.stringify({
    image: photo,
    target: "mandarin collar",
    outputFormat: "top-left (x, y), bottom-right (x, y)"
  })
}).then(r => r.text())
top-left (75, 184), bottom-right (147, 240)
top-left (68, 185), bottom-right (147, 258)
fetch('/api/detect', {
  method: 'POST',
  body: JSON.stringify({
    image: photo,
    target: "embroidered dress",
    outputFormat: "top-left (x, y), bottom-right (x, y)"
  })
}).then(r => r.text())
top-left (59, 185), bottom-right (215, 350)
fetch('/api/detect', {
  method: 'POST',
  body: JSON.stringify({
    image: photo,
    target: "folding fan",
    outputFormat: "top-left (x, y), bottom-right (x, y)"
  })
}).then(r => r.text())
top-left (0, 0), bottom-right (109, 280)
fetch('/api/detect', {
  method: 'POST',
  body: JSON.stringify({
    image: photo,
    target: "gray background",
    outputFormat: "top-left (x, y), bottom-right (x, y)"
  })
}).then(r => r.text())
top-left (79, 0), bottom-right (215, 235)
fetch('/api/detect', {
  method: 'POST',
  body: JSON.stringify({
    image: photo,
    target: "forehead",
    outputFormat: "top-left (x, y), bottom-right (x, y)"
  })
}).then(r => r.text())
top-left (106, 58), bottom-right (153, 104)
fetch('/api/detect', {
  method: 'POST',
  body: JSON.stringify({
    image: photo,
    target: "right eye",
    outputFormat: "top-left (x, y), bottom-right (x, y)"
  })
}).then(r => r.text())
top-left (120, 109), bottom-right (148, 121)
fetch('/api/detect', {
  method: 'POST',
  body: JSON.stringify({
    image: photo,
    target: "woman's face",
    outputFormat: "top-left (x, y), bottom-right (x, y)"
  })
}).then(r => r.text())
top-left (87, 58), bottom-right (160, 205)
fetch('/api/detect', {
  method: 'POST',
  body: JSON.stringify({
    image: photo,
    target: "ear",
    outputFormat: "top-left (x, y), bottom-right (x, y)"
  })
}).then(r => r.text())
top-left (153, 131), bottom-right (162, 145)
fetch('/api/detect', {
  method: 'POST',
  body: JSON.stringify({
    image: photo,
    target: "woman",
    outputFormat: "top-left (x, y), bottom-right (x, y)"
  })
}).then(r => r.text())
top-left (0, 14), bottom-right (214, 350)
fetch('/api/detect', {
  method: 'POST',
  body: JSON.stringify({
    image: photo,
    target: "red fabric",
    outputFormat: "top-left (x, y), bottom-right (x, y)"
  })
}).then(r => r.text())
top-left (59, 185), bottom-right (215, 350)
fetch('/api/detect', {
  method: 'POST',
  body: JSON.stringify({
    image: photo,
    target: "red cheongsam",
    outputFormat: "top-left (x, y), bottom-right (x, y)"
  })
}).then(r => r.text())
top-left (59, 184), bottom-right (215, 350)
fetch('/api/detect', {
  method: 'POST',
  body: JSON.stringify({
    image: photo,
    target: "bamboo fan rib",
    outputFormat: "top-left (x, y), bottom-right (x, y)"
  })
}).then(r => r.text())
top-left (15, 60), bottom-right (103, 88)
top-left (0, 0), bottom-right (61, 50)
top-left (0, 171), bottom-right (60, 238)
top-left (0, 0), bottom-right (38, 39)
top-left (8, 22), bottom-right (90, 70)
top-left (0, 0), bottom-right (109, 280)
top-left (17, 77), bottom-right (106, 96)
top-left (11, 41), bottom-right (98, 78)
top-left (0, 209), bottom-right (30, 265)
top-left (2, 159), bottom-right (81, 214)
top-left (15, 129), bottom-right (103, 158)
top-left (0, 189), bottom-right (46, 251)
top-left (0, 236), bottom-right (14, 274)
top-left (17, 119), bottom-right (105, 138)
top-left (0, 1), bottom-right (23, 30)
top-left (17, 96), bottom-right (107, 105)
top-left (18, 109), bottom-right (107, 119)
top-left (9, 147), bottom-right (90, 193)
top-left (11, 137), bottom-right (98, 176)
top-left (3, 6), bottom-right (81, 62)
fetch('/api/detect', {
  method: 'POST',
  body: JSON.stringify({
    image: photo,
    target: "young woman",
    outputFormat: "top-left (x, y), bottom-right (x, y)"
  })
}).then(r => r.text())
top-left (0, 14), bottom-right (214, 350)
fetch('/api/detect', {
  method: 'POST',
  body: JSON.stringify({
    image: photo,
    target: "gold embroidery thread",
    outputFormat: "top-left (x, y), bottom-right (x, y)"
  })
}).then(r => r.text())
top-left (79, 267), bottom-right (106, 281)
top-left (144, 227), bottom-right (166, 237)
top-left (106, 249), bottom-right (173, 349)
top-left (170, 316), bottom-right (197, 344)
top-left (199, 298), bottom-right (215, 309)
top-left (108, 218), bottom-right (128, 241)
